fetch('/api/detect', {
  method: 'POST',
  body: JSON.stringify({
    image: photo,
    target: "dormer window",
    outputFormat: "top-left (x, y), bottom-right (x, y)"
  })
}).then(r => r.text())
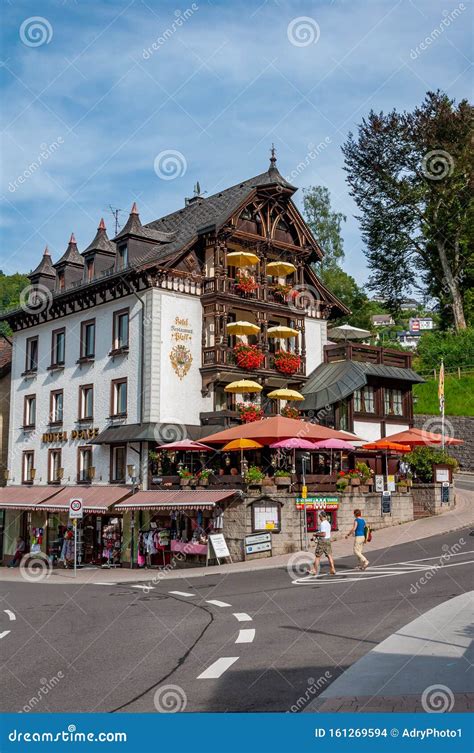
top-left (117, 244), bottom-right (128, 271)
top-left (86, 258), bottom-right (94, 282)
top-left (57, 271), bottom-right (65, 290)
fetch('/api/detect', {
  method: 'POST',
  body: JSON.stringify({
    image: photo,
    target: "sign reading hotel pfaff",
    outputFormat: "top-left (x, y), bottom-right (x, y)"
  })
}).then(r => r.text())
top-left (169, 316), bottom-right (193, 379)
top-left (42, 428), bottom-right (99, 443)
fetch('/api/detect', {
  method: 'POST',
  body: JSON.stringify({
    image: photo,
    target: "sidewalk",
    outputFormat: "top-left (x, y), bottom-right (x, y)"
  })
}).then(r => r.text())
top-left (307, 591), bottom-right (474, 712)
top-left (1, 488), bottom-right (472, 586)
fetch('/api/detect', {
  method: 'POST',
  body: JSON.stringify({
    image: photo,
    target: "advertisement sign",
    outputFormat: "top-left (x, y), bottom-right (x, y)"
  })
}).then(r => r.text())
top-left (375, 475), bottom-right (384, 492)
top-left (209, 534), bottom-right (230, 559)
top-left (387, 475), bottom-right (396, 492)
top-left (295, 496), bottom-right (339, 511)
top-left (409, 317), bottom-right (434, 333)
top-left (245, 532), bottom-right (272, 556)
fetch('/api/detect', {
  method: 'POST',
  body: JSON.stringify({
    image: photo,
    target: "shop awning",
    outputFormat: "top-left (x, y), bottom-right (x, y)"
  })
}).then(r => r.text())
top-left (115, 490), bottom-right (237, 512)
top-left (38, 485), bottom-right (133, 513)
top-left (0, 486), bottom-right (64, 510)
top-left (90, 423), bottom-right (204, 445)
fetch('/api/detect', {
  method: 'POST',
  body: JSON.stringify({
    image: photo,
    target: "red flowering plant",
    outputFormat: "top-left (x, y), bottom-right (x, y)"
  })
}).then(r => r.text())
top-left (233, 343), bottom-right (265, 370)
top-left (281, 405), bottom-right (300, 419)
top-left (235, 275), bottom-right (259, 295)
top-left (271, 283), bottom-right (292, 302)
top-left (273, 350), bottom-right (301, 375)
top-left (237, 403), bottom-right (264, 423)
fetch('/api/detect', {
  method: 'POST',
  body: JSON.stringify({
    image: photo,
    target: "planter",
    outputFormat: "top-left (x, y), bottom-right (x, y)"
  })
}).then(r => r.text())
top-left (262, 477), bottom-right (275, 487)
top-left (275, 476), bottom-right (291, 486)
top-left (199, 478), bottom-right (209, 487)
top-left (350, 477), bottom-right (361, 487)
top-left (397, 485), bottom-right (408, 493)
top-left (360, 485), bottom-right (370, 494)
top-left (180, 478), bottom-right (191, 487)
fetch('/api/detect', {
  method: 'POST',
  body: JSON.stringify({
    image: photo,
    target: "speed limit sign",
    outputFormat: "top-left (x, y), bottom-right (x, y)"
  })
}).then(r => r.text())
top-left (69, 498), bottom-right (83, 519)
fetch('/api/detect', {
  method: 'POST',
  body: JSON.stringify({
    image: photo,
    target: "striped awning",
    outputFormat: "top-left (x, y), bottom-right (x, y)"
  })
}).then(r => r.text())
top-left (38, 485), bottom-right (132, 514)
top-left (115, 490), bottom-right (236, 512)
top-left (0, 486), bottom-right (63, 510)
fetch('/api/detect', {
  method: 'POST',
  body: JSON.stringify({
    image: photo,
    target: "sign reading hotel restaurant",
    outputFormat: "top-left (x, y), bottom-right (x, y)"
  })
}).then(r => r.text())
top-left (208, 534), bottom-right (230, 559)
top-left (69, 498), bottom-right (84, 519)
top-left (245, 532), bottom-right (272, 555)
top-left (295, 496), bottom-right (338, 511)
top-left (42, 427), bottom-right (99, 443)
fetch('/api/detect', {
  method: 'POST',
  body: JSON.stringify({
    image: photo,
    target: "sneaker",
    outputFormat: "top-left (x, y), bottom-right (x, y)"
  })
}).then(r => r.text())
top-left (361, 562), bottom-right (369, 570)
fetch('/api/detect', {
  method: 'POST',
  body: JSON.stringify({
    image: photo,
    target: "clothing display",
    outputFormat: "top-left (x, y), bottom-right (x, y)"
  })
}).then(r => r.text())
top-left (102, 519), bottom-right (121, 567)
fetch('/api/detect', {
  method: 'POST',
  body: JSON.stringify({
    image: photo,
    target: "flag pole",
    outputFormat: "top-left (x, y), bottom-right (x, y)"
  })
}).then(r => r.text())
top-left (439, 358), bottom-right (445, 451)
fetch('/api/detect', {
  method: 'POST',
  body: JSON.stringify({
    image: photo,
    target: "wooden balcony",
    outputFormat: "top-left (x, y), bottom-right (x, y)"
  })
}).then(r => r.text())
top-left (202, 276), bottom-right (322, 317)
top-left (324, 342), bottom-right (412, 368)
top-left (201, 344), bottom-right (306, 377)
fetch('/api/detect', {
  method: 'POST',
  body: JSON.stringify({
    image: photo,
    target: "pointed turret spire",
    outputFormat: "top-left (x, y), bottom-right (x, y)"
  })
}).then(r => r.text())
top-left (98, 217), bottom-right (106, 230)
top-left (130, 202), bottom-right (139, 215)
top-left (269, 143), bottom-right (277, 170)
top-left (69, 232), bottom-right (77, 245)
top-left (43, 245), bottom-right (51, 257)
top-left (83, 218), bottom-right (116, 256)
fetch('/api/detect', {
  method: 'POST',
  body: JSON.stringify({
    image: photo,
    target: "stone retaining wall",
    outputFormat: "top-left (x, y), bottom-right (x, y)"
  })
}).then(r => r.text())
top-left (411, 483), bottom-right (456, 515)
top-left (413, 414), bottom-right (473, 470)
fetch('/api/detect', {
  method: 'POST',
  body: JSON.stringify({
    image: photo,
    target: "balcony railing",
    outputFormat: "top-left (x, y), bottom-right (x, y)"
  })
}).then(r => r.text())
top-left (201, 345), bottom-right (306, 375)
top-left (202, 276), bottom-right (321, 317)
top-left (324, 342), bottom-right (412, 368)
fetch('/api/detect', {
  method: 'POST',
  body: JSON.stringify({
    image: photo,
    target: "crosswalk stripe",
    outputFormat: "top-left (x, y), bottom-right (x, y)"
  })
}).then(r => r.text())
top-left (197, 657), bottom-right (239, 679)
top-left (169, 591), bottom-right (194, 597)
top-left (233, 612), bottom-right (252, 622)
top-left (206, 599), bottom-right (231, 607)
top-left (235, 628), bottom-right (255, 644)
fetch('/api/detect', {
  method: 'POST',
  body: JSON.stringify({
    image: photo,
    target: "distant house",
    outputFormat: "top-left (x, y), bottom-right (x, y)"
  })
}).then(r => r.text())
top-left (371, 314), bottom-right (394, 327)
top-left (400, 298), bottom-right (420, 311)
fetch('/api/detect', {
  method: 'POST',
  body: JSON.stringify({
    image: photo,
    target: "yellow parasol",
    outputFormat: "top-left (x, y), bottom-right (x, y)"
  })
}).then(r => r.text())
top-left (227, 251), bottom-right (259, 267)
top-left (226, 321), bottom-right (260, 336)
top-left (222, 438), bottom-right (263, 472)
top-left (224, 380), bottom-right (262, 394)
top-left (267, 325), bottom-right (299, 338)
top-left (267, 388), bottom-right (304, 401)
top-left (266, 261), bottom-right (297, 276)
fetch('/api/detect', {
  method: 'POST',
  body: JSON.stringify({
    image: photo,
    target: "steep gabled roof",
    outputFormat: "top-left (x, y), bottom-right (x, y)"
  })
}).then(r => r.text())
top-left (29, 247), bottom-right (55, 279)
top-left (114, 203), bottom-right (176, 244)
top-left (82, 219), bottom-right (116, 256)
top-left (54, 234), bottom-right (84, 268)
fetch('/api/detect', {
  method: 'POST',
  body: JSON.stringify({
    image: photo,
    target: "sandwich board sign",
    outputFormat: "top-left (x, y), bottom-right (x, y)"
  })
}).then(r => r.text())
top-left (207, 534), bottom-right (232, 565)
top-left (69, 497), bottom-right (83, 519)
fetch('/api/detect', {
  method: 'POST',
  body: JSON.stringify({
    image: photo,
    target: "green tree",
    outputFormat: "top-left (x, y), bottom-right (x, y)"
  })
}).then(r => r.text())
top-left (0, 271), bottom-right (30, 337)
top-left (342, 91), bottom-right (473, 331)
top-left (302, 185), bottom-right (346, 274)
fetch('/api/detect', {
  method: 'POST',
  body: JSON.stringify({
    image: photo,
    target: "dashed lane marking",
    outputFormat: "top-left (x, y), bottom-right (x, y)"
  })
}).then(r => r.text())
top-left (95, 582), bottom-right (118, 586)
top-left (233, 612), bottom-right (252, 622)
top-left (169, 591), bottom-right (194, 597)
top-left (206, 599), bottom-right (231, 608)
top-left (4, 610), bottom-right (16, 621)
top-left (197, 657), bottom-right (239, 679)
top-left (131, 584), bottom-right (155, 590)
top-left (235, 628), bottom-right (255, 644)
top-left (0, 630), bottom-right (11, 640)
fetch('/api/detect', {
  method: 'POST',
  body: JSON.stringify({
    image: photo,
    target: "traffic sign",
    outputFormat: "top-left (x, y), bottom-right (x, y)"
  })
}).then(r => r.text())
top-left (69, 498), bottom-right (83, 519)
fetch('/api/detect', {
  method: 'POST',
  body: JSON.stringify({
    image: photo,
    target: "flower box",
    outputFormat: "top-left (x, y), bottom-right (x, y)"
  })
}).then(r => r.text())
top-left (235, 275), bottom-right (259, 296)
top-left (180, 478), bottom-right (191, 487)
top-left (360, 485), bottom-right (370, 494)
top-left (273, 350), bottom-right (301, 375)
top-left (233, 343), bottom-right (265, 370)
top-left (237, 403), bottom-right (264, 423)
top-left (275, 476), bottom-right (291, 486)
top-left (350, 476), bottom-right (361, 486)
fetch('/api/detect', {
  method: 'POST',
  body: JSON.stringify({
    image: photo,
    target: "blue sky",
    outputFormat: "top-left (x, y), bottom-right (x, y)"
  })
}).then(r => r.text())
top-left (0, 0), bottom-right (471, 283)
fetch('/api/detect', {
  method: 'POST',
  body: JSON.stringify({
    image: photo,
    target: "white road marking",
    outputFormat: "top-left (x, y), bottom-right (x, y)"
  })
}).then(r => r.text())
top-left (131, 584), bottom-right (154, 590)
top-left (4, 610), bottom-right (16, 621)
top-left (233, 612), bottom-right (252, 622)
top-left (197, 657), bottom-right (239, 679)
top-left (169, 591), bottom-right (194, 597)
top-left (95, 582), bottom-right (117, 586)
top-left (0, 630), bottom-right (11, 640)
top-left (235, 628), bottom-right (256, 644)
top-left (292, 558), bottom-right (474, 585)
top-left (206, 599), bottom-right (231, 608)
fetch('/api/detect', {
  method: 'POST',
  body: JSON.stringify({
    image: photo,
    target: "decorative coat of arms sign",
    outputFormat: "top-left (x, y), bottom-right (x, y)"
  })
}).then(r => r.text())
top-left (169, 344), bottom-right (193, 379)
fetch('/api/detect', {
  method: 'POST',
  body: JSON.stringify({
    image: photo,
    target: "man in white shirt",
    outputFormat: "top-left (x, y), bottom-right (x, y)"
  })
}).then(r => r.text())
top-left (308, 511), bottom-right (336, 576)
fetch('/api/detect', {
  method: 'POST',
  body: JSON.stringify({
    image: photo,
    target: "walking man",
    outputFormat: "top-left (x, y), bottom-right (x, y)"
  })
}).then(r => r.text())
top-left (345, 508), bottom-right (369, 570)
top-left (309, 511), bottom-right (336, 576)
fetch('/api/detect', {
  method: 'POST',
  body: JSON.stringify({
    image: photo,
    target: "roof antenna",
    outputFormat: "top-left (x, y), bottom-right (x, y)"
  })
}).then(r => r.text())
top-left (269, 143), bottom-right (277, 170)
top-left (194, 181), bottom-right (207, 197)
top-left (108, 205), bottom-right (124, 235)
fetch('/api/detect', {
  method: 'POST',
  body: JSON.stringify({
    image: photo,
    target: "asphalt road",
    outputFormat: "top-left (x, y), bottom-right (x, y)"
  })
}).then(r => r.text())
top-left (1, 527), bottom-right (473, 713)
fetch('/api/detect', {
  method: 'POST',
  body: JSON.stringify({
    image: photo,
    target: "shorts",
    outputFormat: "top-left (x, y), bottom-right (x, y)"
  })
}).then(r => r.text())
top-left (315, 539), bottom-right (332, 557)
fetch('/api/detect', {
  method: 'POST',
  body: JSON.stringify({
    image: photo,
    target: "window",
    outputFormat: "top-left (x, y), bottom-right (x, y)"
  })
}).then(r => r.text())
top-left (50, 389), bottom-right (64, 424)
top-left (384, 388), bottom-right (404, 416)
top-left (57, 271), bottom-right (65, 291)
top-left (112, 309), bottom-right (129, 350)
top-left (252, 501), bottom-right (281, 532)
top-left (78, 384), bottom-right (94, 420)
top-left (86, 258), bottom-right (94, 282)
top-left (111, 445), bottom-right (126, 482)
top-left (51, 328), bottom-right (65, 367)
top-left (78, 446), bottom-right (93, 483)
top-left (354, 386), bottom-right (375, 414)
top-left (22, 451), bottom-right (34, 484)
top-left (80, 319), bottom-right (95, 359)
top-left (48, 449), bottom-right (62, 484)
top-left (111, 378), bottom-right (127, 417)
top-left (23, 395), bottom-right (36, 428)
top-left (117, 245), bottom-right (128, 270)
top-left (25, 337), bottom-right (38, 372)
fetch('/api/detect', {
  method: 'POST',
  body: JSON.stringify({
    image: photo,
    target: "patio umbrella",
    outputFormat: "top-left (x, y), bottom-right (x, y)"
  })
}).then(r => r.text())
top-left (270, 437), bottom-right (317, 475)
top-left (267, 325), bottom-right (299, 338)
top-left (327, 323), bottom-right (371, 341)
top-left (222, 438), bottom-right (263, 468)
top-left (226, 321), bottom-right (260, 336)
top-left (201, 415), bottom-right (364, 446)
top-left (266, 261), bottom-right (297, 276)
top-left (312, 438), bottom-right (356, 473)
top-left (267, 388), bottom-right (304, 401)
top-left (227, 251), bottom-right (259, 267)
top-left (224, 380), bottom-right (262, 394)
top-left (156, 440), bottom-right (215, 473)
top-left (362, 440), bottom-right (411, 476)
top-left (382, 427), bottom-right (463, 447)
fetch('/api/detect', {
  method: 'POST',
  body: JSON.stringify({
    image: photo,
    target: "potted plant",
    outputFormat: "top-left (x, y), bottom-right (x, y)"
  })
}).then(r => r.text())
top-left (397, 479), bottom-right (408, 493)
top-left (406, 472), bottom-right (413, 488)
top-left (273, 350), bottom-right (301, 375)
top-left (274, 469), bottom-right (292, 486)
top-left (235, 274), bottom-right (259, 296)
top-left (336, 477), bottom-right (349, 493)
top-left (355, 462), bottom-right (372, 493)
top-left (348, 470), bottom-right (361, 487)
top-left (244, 465), bottom-right (265, 487)
top-left (237, 402), bottom-right (264, 423)
top-left (178, 468), bottom-right (194, 486)
top-left (197, 469), bottom-right (212, 487)
top-left (280, 404), bottom-right (300, 419)
top-left (233, 343), bottom-right (265, 370)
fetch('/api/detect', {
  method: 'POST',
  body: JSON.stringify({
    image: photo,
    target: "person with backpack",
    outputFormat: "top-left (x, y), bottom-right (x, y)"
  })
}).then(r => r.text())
top-left (345, 509), bottom-right (369, 570)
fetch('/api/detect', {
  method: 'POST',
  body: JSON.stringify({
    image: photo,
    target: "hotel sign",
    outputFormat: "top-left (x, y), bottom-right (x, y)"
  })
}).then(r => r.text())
top-left (42, 428), bottom-right (99, 443)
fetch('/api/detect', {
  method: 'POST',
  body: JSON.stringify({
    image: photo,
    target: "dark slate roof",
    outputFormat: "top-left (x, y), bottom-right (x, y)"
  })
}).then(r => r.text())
top-left (29, 247), bottom-right (55, 278)
top-left (134, 166), bottom-right (298, 268)
top-left (54, 235), bottom-right (84, 267)
top-left (300, 361), bottom-right (424, 411)
top-left (115, 204), bottom-right (176, 244)
top-left (82, 220), bottom-right (116, 256)
top-left (90, 422), bottom-right (204, 444)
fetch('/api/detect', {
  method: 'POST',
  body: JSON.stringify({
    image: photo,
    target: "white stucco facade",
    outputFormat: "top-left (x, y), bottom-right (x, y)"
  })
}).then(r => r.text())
top-left (305, 317), bottom-right (327, 374)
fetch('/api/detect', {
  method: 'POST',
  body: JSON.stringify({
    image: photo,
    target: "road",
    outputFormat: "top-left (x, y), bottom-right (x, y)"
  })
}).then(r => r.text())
top-left (1, 527), bottom-right (473, 713)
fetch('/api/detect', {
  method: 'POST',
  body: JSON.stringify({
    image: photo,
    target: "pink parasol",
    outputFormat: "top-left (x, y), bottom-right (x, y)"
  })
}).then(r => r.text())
top-left (269, 438), bottom-right (318, 450)
top-left (311, 438), bottom-right (355, 450)
top-left (156, 440), bottom-right (215, 451)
